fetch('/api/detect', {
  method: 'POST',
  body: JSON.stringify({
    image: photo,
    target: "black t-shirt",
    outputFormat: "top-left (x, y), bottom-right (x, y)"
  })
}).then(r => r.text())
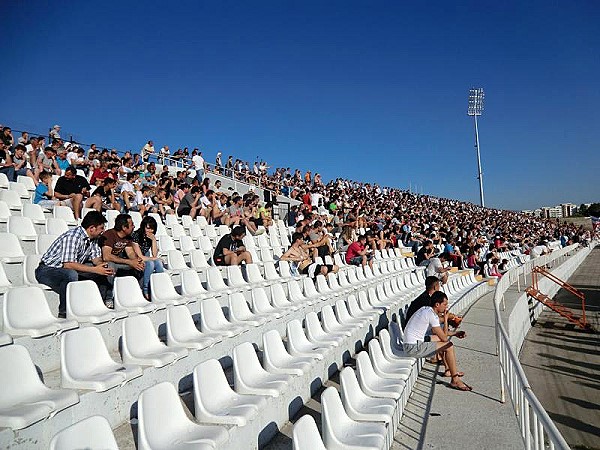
top-left (213, 234), bottom-right (243, 259)
top-left (55, 175), bottom-right (90, 195)
top-left (416, 246), bottom-right (430, 265)
top-left (404, 291), bottom-right (433, 327)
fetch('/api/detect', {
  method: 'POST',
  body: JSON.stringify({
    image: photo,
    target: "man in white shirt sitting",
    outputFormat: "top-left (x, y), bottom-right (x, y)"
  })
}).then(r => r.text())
top-left (425, 252), bottom-right (451, 284)
top-left (402, 291), bottom-right (471, 391)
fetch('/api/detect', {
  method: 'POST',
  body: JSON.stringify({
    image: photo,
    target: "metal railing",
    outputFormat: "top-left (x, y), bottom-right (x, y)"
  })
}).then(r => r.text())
top-left (493, 244), bottom-right (587, 450)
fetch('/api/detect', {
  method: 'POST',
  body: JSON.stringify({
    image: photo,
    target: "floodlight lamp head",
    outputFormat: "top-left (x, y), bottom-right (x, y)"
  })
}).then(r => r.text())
top-left (467, 87), bottom-right (485, 116)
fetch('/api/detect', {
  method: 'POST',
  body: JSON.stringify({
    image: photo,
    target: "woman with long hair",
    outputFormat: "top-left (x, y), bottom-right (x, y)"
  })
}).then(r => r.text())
top-left (131, 215), bottom-right (165, 299)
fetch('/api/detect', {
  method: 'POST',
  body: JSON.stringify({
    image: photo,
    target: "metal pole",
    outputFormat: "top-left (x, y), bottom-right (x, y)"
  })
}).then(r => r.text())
top-left (474, 115), bottom-right (485, 207)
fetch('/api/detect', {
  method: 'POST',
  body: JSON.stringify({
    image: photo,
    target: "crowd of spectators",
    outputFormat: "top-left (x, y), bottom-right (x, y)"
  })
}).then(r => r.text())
top-left (1, 123), bottom-right (593, 311)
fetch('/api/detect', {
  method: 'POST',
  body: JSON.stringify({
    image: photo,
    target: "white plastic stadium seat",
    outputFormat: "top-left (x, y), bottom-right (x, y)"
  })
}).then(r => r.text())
top-left (228, 292), bottom-right (270, 327)
top-left (0, 200), bottom-right (11, 223)
top-left (0, 332), bottom-right (13, 346)
top-left (0, 190), bottom-right (22, 211)
top-left (179, 268), bottom-right (211, 298)
top-left (0, 173), bottom-right (8, 189)
top-left (22, 203), bottom-right (47, 225)
top-left (206, 266), bottom-right (234, 295)
top-left (166, 305), bottom-right (219, 350)
top-left (121, 314), bottom-right (188, 367)
top-left (8, 181), bottom-right (30, 200)
top-left (7, 216), bottom-right (37, 241)
top-left (199, 297), bottom-right (247, 337)
top-left (53, 205), bottom-right (77, 225)
top-left (293, 414), bottom-right (327, 450)
top-left (339, 366), bottom-right (397, 431)
top-left (60, 327), bottom-right (142, 392)
top-left (0, 261), bottom-right (13, 293)
top-left (137, 382), bottom-right (230, 450)
top-left (150, 272), bottom-right (193, 305)
top-left (21, 254), bottom-right (49, 290)
top-left (251, 286), bottom-right (286, 319)
top-left (0, 232), bottom-right (27, 263)
top-left (286, 319), bottom-right (329, 360)
top-left (3, 286), bottom-right (78, 338)
top-left (0, 345), bottom-right (79, 430)
top-left (66, 280), bottom-right (127, 324)
top-left (114, 276), bottom-right (161, 314)
top-left (166, 249), bottom-right (189, 272)
top-left (193, 359), bottom-right (267, 426)
top-left (233, 342), bottom-right (292, 397)
top-left (36, 233), bottom-right (59, 255)
top-left (355, 351), bottom-right (404, 403)
top-left (17, 175), bottom-right (36, 192)
top-left (45, 217), bottom-right (69, 235)
top-left (305, 311), bottom-right (344, 347)
top-left (49, 415), bottom-right (119, 450)
top-left (262, 329), bottom-right (314, 376)
top-left (321, 386), bottom-right (387, 450)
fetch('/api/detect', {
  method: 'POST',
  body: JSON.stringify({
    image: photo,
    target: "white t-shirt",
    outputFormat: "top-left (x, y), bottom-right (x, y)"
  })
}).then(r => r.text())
top-left (403, 306), bottom-right (440, 344)
top-left (192, 155), bottom-right (204, 171)
top-left (310, 193), bottom-right (322, 207)
top-left (425, 257), bottom-right (443, 278)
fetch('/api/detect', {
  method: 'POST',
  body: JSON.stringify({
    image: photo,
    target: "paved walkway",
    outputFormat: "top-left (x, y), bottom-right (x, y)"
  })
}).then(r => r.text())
top-left (393, 291), bottom-right (524, 449)
top-left (520, 247), bottom-right (600, 449)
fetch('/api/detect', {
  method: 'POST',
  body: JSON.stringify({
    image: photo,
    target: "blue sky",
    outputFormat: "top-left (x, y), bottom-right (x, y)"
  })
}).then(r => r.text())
top-left (1, 1), bottom-right (598, 210)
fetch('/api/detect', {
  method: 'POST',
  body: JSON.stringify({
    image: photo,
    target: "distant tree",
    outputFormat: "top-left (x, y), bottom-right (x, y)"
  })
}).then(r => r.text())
top-left (588, 203), bottom-right (600, 217)
top-left (577, 204), bottom-right (589, 217)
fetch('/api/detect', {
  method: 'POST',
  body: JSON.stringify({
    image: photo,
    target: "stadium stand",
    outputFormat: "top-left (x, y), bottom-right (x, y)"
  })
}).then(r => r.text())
top-left (0, 124), bottom-right (594, 449)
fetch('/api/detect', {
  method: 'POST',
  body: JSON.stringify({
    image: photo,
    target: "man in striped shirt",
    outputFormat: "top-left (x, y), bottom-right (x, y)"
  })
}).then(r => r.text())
top-left (35, 211), bottom-right (114, 318)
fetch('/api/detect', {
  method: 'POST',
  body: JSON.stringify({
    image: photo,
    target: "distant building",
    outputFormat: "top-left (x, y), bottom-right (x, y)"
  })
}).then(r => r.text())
top-left (561, 203), bottom-right (577, 217)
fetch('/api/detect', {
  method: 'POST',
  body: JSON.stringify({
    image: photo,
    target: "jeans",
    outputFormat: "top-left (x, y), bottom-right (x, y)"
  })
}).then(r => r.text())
top-left (35, 264), bottom-right (111, 314)
top-left (0, 166), bottom-right (15, 182)
top-left (142, 259), bottom-right (165, 295)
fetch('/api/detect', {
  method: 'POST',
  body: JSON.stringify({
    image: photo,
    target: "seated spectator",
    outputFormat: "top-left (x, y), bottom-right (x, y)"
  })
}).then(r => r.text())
top-left (54, 166), bottom-right (101, 219)
top-left (306, 220), bottom-right (333, 259)
top-left (227, 195), bottom-right (244, 227)
top-left (345, 234), bottom-right (373, 269)
top-left (100, 214), bottom-right (145, 285)
top-left (12, 144), bottom-right (36, 182)
top-left (465, 248), bottom-right (481, 276)
top-left (0, 140), bottom-right (16, 181)
top-left (416, 240), bottom-right (435, 266)
top-left (281, 231), bottom-right (313, 275)
top-left (337, 225), bottom-right (356, 252)
top-left (90, 178), bottom-right (120, 211)
top-left (34, 171), bottom-right (63, 210)
top-left (258, 201), bottom-right (274, 228)
top-left (55, 149), bottom-right (71, 173)
top-left (404, 276), bottom-right (441, 326)
top-left (402, 291), bottom-right (471, 391)
top-left (120, 172), bottom-right (139, 212)
top-left (444, 238), bottom-right (464, 268)
top-left (212, 225), bottom-right (252, 266)
top-left (425, 252), bottom-right (451, 284)
top-left (177, 185), bottom-right (202, 219)
top-left (35, 211), bottom-right (114, 317)
top-left (131, 216), bottom-right (165, 299)
top-left (154, 187), bottom-right (176, 218)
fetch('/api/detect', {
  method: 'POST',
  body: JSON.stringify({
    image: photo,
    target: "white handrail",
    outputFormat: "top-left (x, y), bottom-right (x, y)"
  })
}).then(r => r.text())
top-left (493, 244), bottom-right (581, 450)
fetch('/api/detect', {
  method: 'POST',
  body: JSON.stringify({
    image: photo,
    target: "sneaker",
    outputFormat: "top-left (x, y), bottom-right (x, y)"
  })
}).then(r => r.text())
top-left (58, 311), bottom-right (66, 319)
top-left (253, 229), bottom-right (265, 236)
top-left (105, 300), bottom-right (115, 309)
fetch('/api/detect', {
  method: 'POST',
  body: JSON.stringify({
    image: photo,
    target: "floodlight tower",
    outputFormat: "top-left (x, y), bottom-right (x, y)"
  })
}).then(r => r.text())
top-left (467, 87), bottom-right (485, 207)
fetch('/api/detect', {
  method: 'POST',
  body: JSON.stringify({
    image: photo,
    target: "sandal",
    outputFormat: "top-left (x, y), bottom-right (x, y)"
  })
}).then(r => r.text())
top-left (450, 381), bottom-right (472, 391)
top-left (443, 370), bottom-right (464, 377)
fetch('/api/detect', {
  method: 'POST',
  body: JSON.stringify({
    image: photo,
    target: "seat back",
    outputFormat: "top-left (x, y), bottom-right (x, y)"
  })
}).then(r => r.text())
top-left (150, 272), bottom-right (180, 301)
top-left (200, 298), bottom-right (230, 329)
top-left (66, 280), bottom-right (110, 317)
top-left (305, 312), bottom-right (328, 341)
top-left (114, 276), bottom-right (150, 308)
top-left (7, 216), bottom-right (37, 237)
top-left (17, 175), bottom-right (36, 192)
top-left (137, 382), bottom-right (194, 449)
top-left (49, 415), bottom-right (119, 450)
top-left (122, 314), bottom-right (164, 357)
top-left (0, 344), bottom-right (47, 407)
top-left (3, 286), bottom-right (56, 333)
top-left (287, 279), bottom-right (305, 302)
top-left (270, 283), bottom-right (293, 308)
top-left (189, 249), bottom-right (210, 269)
top-left (22, 203), bottom-right (46, 221)
top-left (263, 261), bottom-right (280, 280)
top-left (167, 250), bottom-right (188, 271)
top-left (193, 359), bottom-right (235, 416)
top-left (228, 292), bottom-right (254, 322)
top-left (226, 265), bottom-right (248, 287)
top-left (0, 200), bottom-right (11, 222)
top-left (0, 190), bottom-right (23, 209)
top-left (178, 235), bottom-right (196, 253)
top-left (45, 217), bottom-right (69, 235)
top-left (321, 387), bottom-right (354, 447)
top-left (315, 274), bottom-right (330, 293)
top-left (170, 223), bottom-right (186, 239)
top-left (61, 327), bottom-right (117, 381)
top-left (233, 341), bottom-right (266, 383)
top-left (302, 277), bottom-right (320, 297)
top-left (263, 329), bottom-right (290, 367)
top-left (276, 260), bottom-right (292, 278)
top-left (180, 269), bottom-right (207, 296)
top-left (53, 205), bottom-right (76, 223)
top-left (206, 266), bottom-right (228, 291)
top-left (166, 305), bottom-right (200, 344)
top-left (292, 415), bottom-right (326, 450)
top-left (22, 254), bottom-right (42, 286)
top-left (244, 263), bottom-right (264, 283)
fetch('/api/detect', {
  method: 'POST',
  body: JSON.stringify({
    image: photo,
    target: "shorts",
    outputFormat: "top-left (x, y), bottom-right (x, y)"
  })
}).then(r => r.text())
top-left (213, 255), bottom-right (226, 266)
top-left (349, 256), bottom-right (364, 266)
top-left (402, 341), bottom-right (438, 358)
